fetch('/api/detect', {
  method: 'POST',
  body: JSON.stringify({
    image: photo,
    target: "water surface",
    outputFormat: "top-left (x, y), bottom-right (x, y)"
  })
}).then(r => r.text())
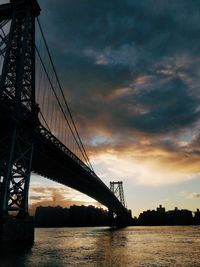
top-left (1, 226), bottom-right (200, 266)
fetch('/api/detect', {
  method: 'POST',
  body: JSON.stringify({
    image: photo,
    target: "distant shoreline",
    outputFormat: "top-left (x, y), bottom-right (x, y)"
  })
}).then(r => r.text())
top-left (35, 224), bottom-right (200, 228)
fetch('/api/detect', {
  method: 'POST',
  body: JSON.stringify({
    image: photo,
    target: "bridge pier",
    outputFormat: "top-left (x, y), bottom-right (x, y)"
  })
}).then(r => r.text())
top-left (109, 209), bottom-right (133, 227)
top-left (0, 216), bottom-right (34, 247)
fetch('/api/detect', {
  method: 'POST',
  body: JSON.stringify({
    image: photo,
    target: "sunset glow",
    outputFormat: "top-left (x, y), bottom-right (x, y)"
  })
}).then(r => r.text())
top-left (25, 0), bottom-right (200, 216)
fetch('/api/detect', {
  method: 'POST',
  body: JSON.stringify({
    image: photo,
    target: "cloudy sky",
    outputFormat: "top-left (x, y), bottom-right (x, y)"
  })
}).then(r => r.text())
top-left (2, 0), bottom-right (200, 215)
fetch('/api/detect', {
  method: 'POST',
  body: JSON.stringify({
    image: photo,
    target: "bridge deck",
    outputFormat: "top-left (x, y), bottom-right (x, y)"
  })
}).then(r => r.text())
top-left (33, 124), bottom-right (128, 216)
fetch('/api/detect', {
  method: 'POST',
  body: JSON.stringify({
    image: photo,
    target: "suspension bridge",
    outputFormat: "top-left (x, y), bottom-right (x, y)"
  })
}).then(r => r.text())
top-left (0, 0), bottom-right (131, 244)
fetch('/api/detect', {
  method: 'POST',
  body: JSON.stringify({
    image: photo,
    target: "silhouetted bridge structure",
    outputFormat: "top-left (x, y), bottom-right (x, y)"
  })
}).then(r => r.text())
top-left (0, 0), bottom-right (131, 244)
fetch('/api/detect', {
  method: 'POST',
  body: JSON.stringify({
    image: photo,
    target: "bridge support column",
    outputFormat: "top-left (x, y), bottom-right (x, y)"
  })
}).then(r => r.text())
top-left (109, 209), bottom-right (133, 227)
top-left (0, 124), bottom-right (34, 216)
top-left (0, 0), bottom-right (40, 246)
top-left (108, 211), bottom-right (115, 226)
top-left (0, 122), bottom-right (35, 246)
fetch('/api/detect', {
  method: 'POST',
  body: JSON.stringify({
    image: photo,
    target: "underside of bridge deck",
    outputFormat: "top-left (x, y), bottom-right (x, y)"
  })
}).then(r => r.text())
top-left (33, 124), bottom-right (130, 219)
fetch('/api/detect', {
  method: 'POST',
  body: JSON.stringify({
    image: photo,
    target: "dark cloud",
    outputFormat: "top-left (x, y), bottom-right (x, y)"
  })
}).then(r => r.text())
top-left (128, 78), bottom-right (199, 133)
top-left (57, 52), bottom-right (132, 99)
top-left (37, 0), bottom-right (200, 160)
top-left (72, 76), bottom-right (199, 137)
top-left (39, 0), bottom-right (200, 65)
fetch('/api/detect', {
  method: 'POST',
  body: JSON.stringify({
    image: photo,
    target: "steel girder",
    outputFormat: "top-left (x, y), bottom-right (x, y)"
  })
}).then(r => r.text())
top-left (110, 181), bottom-right (126, 208)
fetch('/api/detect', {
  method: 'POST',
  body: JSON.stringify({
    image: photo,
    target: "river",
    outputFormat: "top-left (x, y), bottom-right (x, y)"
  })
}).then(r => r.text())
top-left (1, 226), bottom-right (200, 266)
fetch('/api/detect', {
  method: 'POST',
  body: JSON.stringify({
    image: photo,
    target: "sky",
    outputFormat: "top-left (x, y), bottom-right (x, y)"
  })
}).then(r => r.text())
top-left (2, 0), bottom-right (200, 216)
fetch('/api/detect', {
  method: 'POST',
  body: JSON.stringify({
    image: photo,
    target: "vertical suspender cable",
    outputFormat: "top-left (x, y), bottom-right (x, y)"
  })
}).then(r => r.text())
top-left (36, 18), bottom-right (94, 171)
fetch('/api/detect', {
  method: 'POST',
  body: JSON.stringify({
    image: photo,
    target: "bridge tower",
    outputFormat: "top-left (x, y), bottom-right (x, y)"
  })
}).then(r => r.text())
top-left (110, 181), bottom-right (126, 208)
top-left (109, 181), bottom-right (132, 226)
top-left (0, 0), bottom-right (40, 245)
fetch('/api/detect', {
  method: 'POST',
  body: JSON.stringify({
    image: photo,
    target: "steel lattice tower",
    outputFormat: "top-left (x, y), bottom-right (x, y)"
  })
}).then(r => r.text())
top-left (0, 0), bottom-right (40, 217)
top-left (110, 181), bottom-right (126, 208)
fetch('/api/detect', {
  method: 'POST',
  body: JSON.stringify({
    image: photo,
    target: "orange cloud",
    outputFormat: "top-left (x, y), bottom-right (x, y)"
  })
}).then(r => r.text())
top-left (29, 185), bottom-right (102, 215)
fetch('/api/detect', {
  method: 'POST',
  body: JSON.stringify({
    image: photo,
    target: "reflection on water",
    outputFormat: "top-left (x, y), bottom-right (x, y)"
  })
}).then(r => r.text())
top-left (1, 226), bottom-right (200, 266)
